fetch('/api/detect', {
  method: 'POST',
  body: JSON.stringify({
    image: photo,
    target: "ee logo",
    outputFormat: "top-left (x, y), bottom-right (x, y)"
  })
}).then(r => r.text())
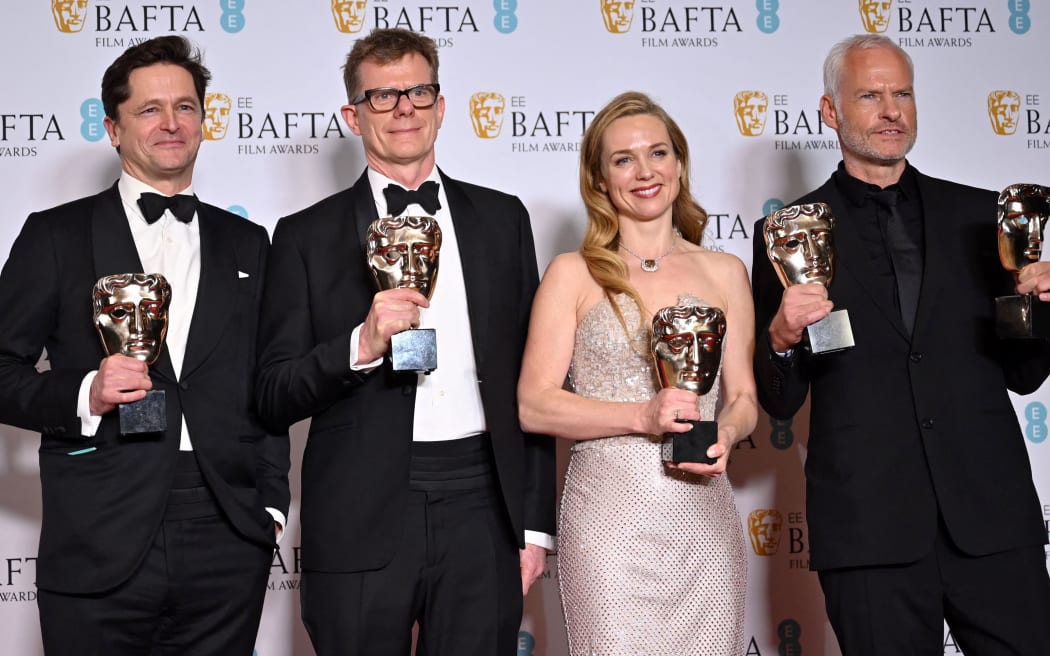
top-left (221, 0), bottom-right (246, 34)
top-left (1025, 401), bottom-right (1047, 444)
top-left (494, 0), bottom-right (518, 34)
top-left (1008, 0), bottom-right (1030, 35)
top-left (80, 98), bottom-right (105, 142)
top-left (756, 0), bottom-right (780, 34)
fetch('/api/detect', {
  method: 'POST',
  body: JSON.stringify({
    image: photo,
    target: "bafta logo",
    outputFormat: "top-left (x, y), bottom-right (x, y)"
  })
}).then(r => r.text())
top-left (987, 90), bottom-right (1021, 136)
top-left (747, 509), bottom-right (783, 556)
top-left (52, 0), bottom-right (89, 33)
top-left (332, 0), bottom-right (367, 33)
top-left (469, 92), bottom-right (506, 139)
top-left (733, 91), bottom-right (769, 137)
top-left (599, 0), bottom-right (635, 34)
top-left (203, 93), bottom-right (233, 141)
top-left (858, 0), bottom-right (892, 33)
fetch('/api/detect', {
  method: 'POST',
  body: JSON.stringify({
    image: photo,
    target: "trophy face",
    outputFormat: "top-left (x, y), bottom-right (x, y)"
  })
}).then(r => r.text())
top-left (651, 305), bottom-right (726, 395)
top-left (93, 273), bottom-right (171, 364)
top-left (764, 203), bottom-right (836, 289)
top-left (51, 0), bottom-right (88, 33)
top-left (987, 90), bottom-right (1021, 136)
top-left (858, 0), bottom-right (892, 33)
top-left (331, 0), bottom-right (367, 33)
top-left (366, 216), bottom-right (442, 300)
top-left (733, 91), bottom-right (769, 137)
top-left (599, 0), bottom-right (635, 33)
top-left (998, 184), bottom-right (1050, 273)
top-left (747, 509), bottom-right (784, 556)
top-left (469, 92), bottom-right (506, 139)
top-left (203, 93), bottom-right (233, 140)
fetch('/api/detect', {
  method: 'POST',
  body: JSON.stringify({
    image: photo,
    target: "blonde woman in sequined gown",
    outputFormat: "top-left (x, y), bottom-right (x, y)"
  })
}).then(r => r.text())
top-left (518, 92), bottom-right (757, 656)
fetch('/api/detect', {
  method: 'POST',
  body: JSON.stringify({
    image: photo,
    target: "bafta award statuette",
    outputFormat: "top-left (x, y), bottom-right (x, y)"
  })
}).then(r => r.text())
top-left (366, 215), bottom-right (442, 373)
top-left (93, 273), bottom-right (171, 435)
top-left (652, 305), bottom-right (726, 465)
top-left (995, 183), bottom-right (1050, 339)
top-left (764, 202), bottom-right (855, 354)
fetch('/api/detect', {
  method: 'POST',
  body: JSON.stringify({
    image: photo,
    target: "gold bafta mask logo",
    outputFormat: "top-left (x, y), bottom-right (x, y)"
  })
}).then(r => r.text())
top-left (52, 0), bottom-right (89, 33)
top-left (733, 91), bottom-right (769, 137)
top-left (203, 93), bottom-right (233, 141)
top-left (469, 92), bottom-right (506, 139)
top-left (858, 0), bottom-right (892, 33)
top-left (747, 509), bottom-right (783, 556)
top-left (987, 90), bottom-right (1021, 136)
top-left (332, 0), bottom-right (367, 33)
top-left (600, 0), bottom-right (635, 33)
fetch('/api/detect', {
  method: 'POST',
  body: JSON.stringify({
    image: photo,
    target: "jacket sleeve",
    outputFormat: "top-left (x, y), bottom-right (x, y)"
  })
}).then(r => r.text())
top-left (247, 225), bottom-right (291, 518)
top-left (255, 216), bottom-right (369, 433)
top-left (751, 216), bottom-right (811, 420)
top-left (0, 214), bottom-right (91, 437)
top-left (515, 199), bottom-right (557, 537)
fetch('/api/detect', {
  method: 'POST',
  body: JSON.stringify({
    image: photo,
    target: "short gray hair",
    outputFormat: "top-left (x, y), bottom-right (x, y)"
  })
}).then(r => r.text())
top-left (823, 34), bottom-right (914, 109)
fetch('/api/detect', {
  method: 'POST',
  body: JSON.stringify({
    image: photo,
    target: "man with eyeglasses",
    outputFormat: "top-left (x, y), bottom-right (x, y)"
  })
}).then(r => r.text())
top-left (256, 28), bottom-right (555, 655)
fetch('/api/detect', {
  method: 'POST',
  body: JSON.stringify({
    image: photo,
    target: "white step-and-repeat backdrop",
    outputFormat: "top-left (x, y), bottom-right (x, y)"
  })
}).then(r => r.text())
top-left (1, 2), bottom-right (1047, 654)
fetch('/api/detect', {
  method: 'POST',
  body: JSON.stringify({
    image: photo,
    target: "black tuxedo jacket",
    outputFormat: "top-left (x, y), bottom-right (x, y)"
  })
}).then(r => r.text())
top-left (0, 183), bottom-right (290, 594)
top-left (256, 169), bottom-right (556, 573)
top-left (752, 165), bottom-right (1050, 571)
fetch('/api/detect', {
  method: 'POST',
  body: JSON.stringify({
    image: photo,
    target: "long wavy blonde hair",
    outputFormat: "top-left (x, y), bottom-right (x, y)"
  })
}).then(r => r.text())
top-left (579, 91), bottom-right (709, 336)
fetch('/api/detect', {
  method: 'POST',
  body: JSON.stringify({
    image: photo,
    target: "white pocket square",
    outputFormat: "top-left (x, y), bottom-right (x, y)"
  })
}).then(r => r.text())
top-left (238, 271), bottom-right (249, 279)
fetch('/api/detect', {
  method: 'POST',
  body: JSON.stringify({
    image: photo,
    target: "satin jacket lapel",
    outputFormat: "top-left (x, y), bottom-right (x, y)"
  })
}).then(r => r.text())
top-left (822, 183), bottom-right (910, 341)
top-left (441, 171), bottom-right (489, 371)
top-left (351, 170), bottom-right (381, 253)
top-left (90, 183), bottom-right (178, 381)
top-left (181, 204), bottom-right (235, 378)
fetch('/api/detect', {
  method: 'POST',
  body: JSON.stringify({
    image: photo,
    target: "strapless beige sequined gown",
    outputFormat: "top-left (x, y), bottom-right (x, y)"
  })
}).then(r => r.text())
top-left (558, 294), bottom-right (746, 656)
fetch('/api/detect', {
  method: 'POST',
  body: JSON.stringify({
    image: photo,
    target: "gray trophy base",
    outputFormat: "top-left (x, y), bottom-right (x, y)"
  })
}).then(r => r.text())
top-left (391, 329), bottom-right (437, 373)
top-left (118, 389), bottom-right (166, 435)
top-left (661, 421), bottom-right (718, 465)
top-left (996, 294), bottom-right (1050, 339)
top-left (805, 309), bottom-right (855, 355)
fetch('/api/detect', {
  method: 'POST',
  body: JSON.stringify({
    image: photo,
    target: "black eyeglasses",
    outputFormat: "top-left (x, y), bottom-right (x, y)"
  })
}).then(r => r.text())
top-left (349, 84), bottom-right (441, 113)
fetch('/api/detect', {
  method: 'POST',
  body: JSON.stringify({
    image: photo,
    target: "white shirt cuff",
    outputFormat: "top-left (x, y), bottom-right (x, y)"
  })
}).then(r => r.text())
top-left (349, 324), bottom-right (383, 371)
top-left (77, 371), bottom-right (102, 437)
top-left (524, 530), bottom-right (556, 552)
top-left (266, 507), bottom-right (287, 543)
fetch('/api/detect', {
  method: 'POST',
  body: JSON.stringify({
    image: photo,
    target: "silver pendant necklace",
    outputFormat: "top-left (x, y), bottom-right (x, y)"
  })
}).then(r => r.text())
top-left (619, 231), bottom-right (678, 272)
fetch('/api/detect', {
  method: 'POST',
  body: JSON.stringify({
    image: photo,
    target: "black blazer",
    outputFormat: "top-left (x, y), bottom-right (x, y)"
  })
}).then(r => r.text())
top-left (0, 183), bottom-right (290, 593)
top-left (752, 165), bottom-right (1050, 571)
top-left (256, 169), bottom-right (556, 573)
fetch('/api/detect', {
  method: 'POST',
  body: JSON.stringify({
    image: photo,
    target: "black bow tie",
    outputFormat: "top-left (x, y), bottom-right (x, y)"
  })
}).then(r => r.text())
top-left (382, 181), bottom-right (441, 216)
top-left (137, 192), bottom-right (198, 225)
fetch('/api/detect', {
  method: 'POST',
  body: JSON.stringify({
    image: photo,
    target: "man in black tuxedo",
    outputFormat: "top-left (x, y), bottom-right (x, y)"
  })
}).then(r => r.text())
top-left (752, 34), bottom-right (1050, 654)
top-left (256, 28), bottom-right (555, 655)
top-left (0, 36), bottom-right (289, 655)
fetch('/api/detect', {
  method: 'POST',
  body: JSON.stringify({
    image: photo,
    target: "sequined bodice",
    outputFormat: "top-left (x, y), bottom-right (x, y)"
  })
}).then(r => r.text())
top-left (568, 294), bottom-right (721, 450)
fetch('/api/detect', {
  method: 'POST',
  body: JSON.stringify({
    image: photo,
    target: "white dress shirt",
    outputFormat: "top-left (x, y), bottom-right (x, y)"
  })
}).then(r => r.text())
top-left (350, 167), bottom-right (553, 550)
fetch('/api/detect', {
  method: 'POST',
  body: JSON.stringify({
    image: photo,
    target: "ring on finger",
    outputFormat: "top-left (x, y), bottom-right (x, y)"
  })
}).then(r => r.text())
top-left (673, 408), bottom-right (680, 421)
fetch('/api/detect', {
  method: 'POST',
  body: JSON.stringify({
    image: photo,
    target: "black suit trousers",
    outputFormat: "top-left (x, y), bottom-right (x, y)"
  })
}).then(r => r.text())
top-left (300, 436), bottom-right (522, 656)
top-left (37, 483), bottom-right (272, 656)
top-left (818, 519), bottom-right (1050, 656)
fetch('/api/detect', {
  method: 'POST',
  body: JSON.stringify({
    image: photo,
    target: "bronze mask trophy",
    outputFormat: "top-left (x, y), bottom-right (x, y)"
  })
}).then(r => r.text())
top-left (93, 273), bottom-right (171, 435)
top-left (764, 202), bottom-right (855, 354)
top-left (651, 305), bottom-right (726, 465)
top-left (366, 215), bottom-right (442, 373)
top-left (995, 184), bottom-right (1050, 339)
